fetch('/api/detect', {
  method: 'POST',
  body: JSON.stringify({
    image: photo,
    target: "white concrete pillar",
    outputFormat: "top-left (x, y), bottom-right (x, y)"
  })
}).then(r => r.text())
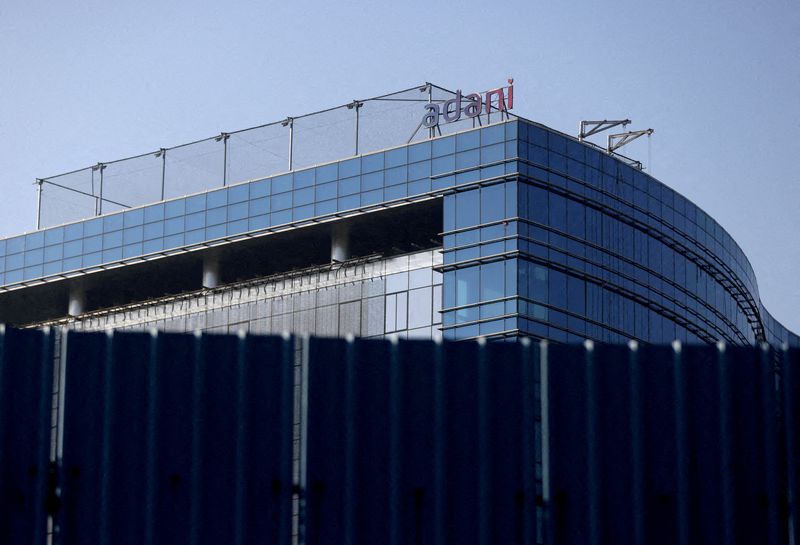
top-left (68, 284), bottom-right (85, 317)
top-left (331, 223), bottom-right (350, 263)
top-left (202, 254), bottom-right (220, 289)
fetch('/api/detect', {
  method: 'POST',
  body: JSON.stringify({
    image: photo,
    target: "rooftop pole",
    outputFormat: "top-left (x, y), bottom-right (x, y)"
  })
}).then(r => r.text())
top-left (35, 179), bottom-right (43, 230)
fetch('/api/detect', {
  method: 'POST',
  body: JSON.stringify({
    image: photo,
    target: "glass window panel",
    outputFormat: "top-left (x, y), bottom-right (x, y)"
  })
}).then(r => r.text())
top-left (249, 214), bottom-right (270, 231)
top-left (102, 247), bottom-right (123, 263)
top-left (408, 161), bottom-right (431, 181)
top-left (316, 182), bottom-right (337, 201)
top-left (385, 166), bottom-right (407, 186)
top-left (480, 301), bottom-right (505, 320)
top-left (549, 193), bottom-right (566, 231)
top-left (227, 202), bottom-right (248, 221)
top-left (408, 141), bottom-right (431, 162)
top-left (164, 216), bottom-right (184, 235)
top-left (123, 226), bottom-right (144, 245)
top-left (482, 123), bottom-right (505, 146)
top-left (186, 212), bottom-right (205, 230)
top-left (205, 208), bottom-right (228, 227)
top-left (455, 190), bottom-right (479, 229)
top-left (226, 219), bottom-right (248, 236)
top-left (338, 176), bottom-right (360, 197)
top-left (24, 248), bottom-right (43, 266)
top-left (293, 187), bottom-right (314, 206)
top-left (385, 147), bottom-right (407, 168)
top-left (294, 169), bottom-right (314, 189)
top-left (83, 235), bottom-right (102, 253)
top-left (456, 266), bottom-right (479, 306)
top-left (292, 204), bottom-right (313, 221)
top-left (480, 184), bottom-right (505, 223)
top-left (186, 194), bottom-right (206, 213)
top-left (63, 240), bottom-right (82, 258)
top-left (272, 209), bottom-right (291, 225)
top-left (480, 142), bottom-right (504, 164)
top-left (385, 185), bottom-right (406, 201)
top-left (25, 232), bottom-right (44, 250)
top-left (316, 163), bottom-right (338, 184)
top-left (386, 272), bottom-right (408, 293)
top-left (250, 179), bottom-right (269, 198)
top-left (432, 174), bottom-right (455, 191)
top-left (103, 230), bottom-right (123, 249)
top-left (315, 200), bottom-right (337, 216)
top-left (123, 243), bottom-right (143, 259)
top-left (456, 130), bottom-right (480, 151)
top-left (455, 149), bottom-right (480, 170)
top-left (409, 268), bottom-right (432, 289)
top-left (505, 259), bottom-right (517, 295)
top-left (44, 245), bottom-right (63, 262)
top-left (207, 189), bottom-right (227, 208)
top-left (163, 233), bottom-right (184, 249)
top-left (362, 171), bottom-right (383, 191)
top-left (103, 214), bottom-right (124, 232)
top-left (143, 239), bottom-right (164, 254)
top-left (407, 179), bottom-right (430, 196)
top-left (6, 253), bottom-right (24, 271)
top-left (123, 208), bottom-right (144, 227)
top-left (432, 136), bottom-right (455, 157)
top-left (549, 269), bottom-right (567, 308)
top-left (248, 197), bottom-right (270, 216)
top-left (205, 224), bottom-right (225, 239)
top-left (361, 153), bottom-right (384, 174)
top-left (23, 265), bottom-right (43, 280)
top-left (228, 184), bottom-right (249, 203)
top-left (361, 189), bottom-right (383, 206)
top-left (455, 169), bottom-right (480, 185)
top-left (338, 195), bottom-right (360, 211)
top-left (408, 288), bottom-right (432, 329)
top-left (481, 261), bottom-right (504, 300)
top-left (165, 199), bottom-right (186, 218)
top-left (432, 155), bottom-right (455, 176)
top-left (272, 174), bottom-right (292, 194)
top-left (272, 192), bottom-right (292, 211)
top-left (44, 228), bottom-right (64, 246)
top-left (385, 293), bottom-right (397, 332)
top-left (144, 204), bottom-right (165, 223)
top-left (339, 157), bottom-right (360, 178)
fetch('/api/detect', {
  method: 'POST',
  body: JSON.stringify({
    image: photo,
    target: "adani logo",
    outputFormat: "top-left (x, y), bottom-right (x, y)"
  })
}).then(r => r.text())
top-left (422, 79), bottom-right (514, 128)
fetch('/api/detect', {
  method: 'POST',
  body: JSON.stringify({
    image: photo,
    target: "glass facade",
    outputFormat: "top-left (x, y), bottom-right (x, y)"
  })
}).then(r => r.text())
top-left (2, 118), bottom-right (797, 346)
top-left (67, 251), bottom-right (443, 341)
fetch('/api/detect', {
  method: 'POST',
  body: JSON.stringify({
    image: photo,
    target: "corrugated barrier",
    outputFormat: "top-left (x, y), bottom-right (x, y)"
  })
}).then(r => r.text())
top-left (0, 328), bottom-right (798, 544)
top-left (0, 326), bottom-right (53, 545)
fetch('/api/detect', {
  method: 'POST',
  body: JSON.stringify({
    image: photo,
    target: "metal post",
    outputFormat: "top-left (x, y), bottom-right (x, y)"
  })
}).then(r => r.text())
top-left (221, 133), bottom-right (229, 187)
top-left (159, 149), bottom-right (166, 201)
top-left (283, 118), bottom-right (294, 171)
top-left (36, 179), bottom-right (43, 230)
top-left (427, 84), bottom-right (434, 139)
top-left (97, 163), bottom-right (105, 215)
top-left (354, 102), bottom-right (360, 156)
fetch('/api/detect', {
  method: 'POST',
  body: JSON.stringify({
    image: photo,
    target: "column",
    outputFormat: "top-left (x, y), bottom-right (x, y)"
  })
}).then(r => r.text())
top-left (331, 223), bottom-right (350, 263)
top-left (68, 284), bottom-right (85, 317)
top-left (202, 254), bottom-right (220, 289)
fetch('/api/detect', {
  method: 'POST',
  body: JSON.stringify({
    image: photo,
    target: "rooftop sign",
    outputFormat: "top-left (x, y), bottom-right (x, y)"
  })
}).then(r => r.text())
top-left (422, 79), bottom-right (514, 128)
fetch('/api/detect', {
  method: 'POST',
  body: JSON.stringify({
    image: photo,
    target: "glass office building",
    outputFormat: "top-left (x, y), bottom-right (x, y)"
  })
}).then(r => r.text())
top-left (0, 84), bottom-right (796, 347)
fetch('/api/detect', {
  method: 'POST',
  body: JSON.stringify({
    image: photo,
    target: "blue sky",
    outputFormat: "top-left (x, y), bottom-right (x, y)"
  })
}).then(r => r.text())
top-left (1, 0), bottom-right (798, 332)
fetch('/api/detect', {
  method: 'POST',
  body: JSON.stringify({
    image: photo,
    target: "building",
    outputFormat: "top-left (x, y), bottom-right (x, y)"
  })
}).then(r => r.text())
top-left (0, 82), bottom-right (796, 347)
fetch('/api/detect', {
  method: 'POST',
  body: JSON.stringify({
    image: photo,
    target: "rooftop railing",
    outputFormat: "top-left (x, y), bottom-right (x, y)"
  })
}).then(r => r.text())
top-left (36, 83), bottom-right (516, 229)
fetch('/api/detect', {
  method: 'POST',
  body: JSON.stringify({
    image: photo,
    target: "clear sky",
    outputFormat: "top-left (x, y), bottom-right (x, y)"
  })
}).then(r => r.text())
top-left (1, 0), bottom-right (798, 333)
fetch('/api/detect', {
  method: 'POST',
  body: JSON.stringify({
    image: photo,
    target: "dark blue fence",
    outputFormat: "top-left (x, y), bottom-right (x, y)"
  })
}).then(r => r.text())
top-left (0, 328), bottom-right (798, 545)
top-left (0, 327), bottom-right (53, 545)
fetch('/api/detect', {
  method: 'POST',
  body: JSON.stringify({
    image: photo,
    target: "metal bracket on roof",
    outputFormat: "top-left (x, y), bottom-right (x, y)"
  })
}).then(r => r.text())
top-left (579, 119), bottom-right (631, 141)
top-left (608, 128), bottom-right (654, 153)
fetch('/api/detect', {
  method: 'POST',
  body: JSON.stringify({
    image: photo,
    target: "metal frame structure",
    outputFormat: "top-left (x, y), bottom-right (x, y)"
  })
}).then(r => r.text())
top-left (608, 128), bottom-right (654, 154)
top-left (578, 119), bottom-right (630, 141)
